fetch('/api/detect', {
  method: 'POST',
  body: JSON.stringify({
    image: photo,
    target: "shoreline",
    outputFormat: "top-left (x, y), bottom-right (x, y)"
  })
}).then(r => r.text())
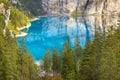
top-left (35, 60), bottom-right (43, 66)
top-left (16, 23), bottom-right (31, 31)
top-left (15, 23), bottom-right (31, 38)
top-left (16, 16), bottom-right (41, 31)
top-left (15, 32), bottom-right (27, 38)
top-left (30, 17), bottom-right (40, 22)
top-left (15, 17), bottom-right (40, 38)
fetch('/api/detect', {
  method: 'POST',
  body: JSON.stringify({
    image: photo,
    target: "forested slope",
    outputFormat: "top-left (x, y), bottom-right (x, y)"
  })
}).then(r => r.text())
top-left (0, 0), bottom-right (120, 80)
top-left (13, 0), bottom-right (45, 17)
top-left (0, 0), bottom-right (40, 80)
top-left (41, 26), bottom-right (120, 80)
top-left (0, 0), bottom-right (30, 35)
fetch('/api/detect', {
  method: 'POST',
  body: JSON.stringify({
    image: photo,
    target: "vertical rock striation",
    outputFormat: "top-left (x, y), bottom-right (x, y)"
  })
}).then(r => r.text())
top-left (79, 0), bottom-right (120, 32)
top-left (81, 0), bottom-right (120, 15)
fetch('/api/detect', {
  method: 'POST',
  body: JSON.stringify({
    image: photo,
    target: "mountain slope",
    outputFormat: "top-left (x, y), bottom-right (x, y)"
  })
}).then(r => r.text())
top-left (79, 0), bottom-right (120, 15)
top-left (13, 0), bottom-right (46, 17)
top-left (0, 1), bottom-right (30, 37)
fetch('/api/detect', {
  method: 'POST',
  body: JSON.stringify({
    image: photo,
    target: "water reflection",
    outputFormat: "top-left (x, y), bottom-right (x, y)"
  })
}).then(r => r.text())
top-left (18, 15), bottom-right (118, 61)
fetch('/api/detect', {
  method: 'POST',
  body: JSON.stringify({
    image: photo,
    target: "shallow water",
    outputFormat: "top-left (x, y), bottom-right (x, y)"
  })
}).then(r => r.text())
top-left (18, 16), bottom-right (94, 61)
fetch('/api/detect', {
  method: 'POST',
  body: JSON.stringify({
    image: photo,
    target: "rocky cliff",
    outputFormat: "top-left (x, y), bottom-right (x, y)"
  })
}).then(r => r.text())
top-left (78, 0), bottom-right (120, 32)
top-left (11, 0), bottom-right (45, 17)
top-left (80, 0), bottom-right (120, 15)
top-left (42, 0), bottom-right (120, 16)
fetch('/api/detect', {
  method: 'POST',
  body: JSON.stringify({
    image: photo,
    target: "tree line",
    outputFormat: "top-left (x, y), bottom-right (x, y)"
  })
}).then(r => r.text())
top-left (0, 24), bottom-right (119, 80)
top-left (41, 27), bottom-right (120, 80)
top-left (0, 28), bottom-right (38, 80)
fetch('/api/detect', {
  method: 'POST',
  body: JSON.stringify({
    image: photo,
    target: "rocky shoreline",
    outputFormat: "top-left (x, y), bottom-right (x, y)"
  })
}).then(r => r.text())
top-left (15, 23), bottom-right (31, 38)
top-left (16, 17), bottom-right (40, 38)
top-left (16, 23), bottom-right (31, 31)
top-left (15, 32), bottom-right (28, 37)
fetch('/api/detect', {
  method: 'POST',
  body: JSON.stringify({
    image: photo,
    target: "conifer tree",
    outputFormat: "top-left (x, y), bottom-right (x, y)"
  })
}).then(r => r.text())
top-left (44, 48), bottom-right (51, 74)
top-left (52, 47), bottom-right (61, 75)
top-left (61, 37), bottom-right (76, 80)
top-left (17, 39), bottom-right (38, 80)
top-left (74, 36), bottom-right (83, 79)
top-left (79, 41), bottom-right (93, 80)
top-left (0, 30), bottom-right (19, 80)
top-left (116, 27), bottom-right (120, 79)
top-left (98, 28), bottom-right (119, 80)
top-left (91, 31), bottom-right (105, 80)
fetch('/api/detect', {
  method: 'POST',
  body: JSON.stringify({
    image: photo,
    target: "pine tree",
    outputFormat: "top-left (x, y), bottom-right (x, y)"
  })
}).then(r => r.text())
top-left (44, 48), bottom-right (51, 74)
top-left (0, 30), bottom-right (19, 80)
top-left (17, 39), bottom-right (38, 80)
top-left (98, 28), bottom-right (119, 80)
top-left (116, 27), bottom-right (120, 79)
top-left (23, 51), bottom-right (38, 80)
top-left (91, 31), bottom-right (105, 80)
top-left (79, 41), bottom-right (93, 80)
top-left (52, 47), bottom-right (61, 76)
top-left (61, 37), bottom-right (76, 80)
top-left (74, 37), bottom-right (83, 79)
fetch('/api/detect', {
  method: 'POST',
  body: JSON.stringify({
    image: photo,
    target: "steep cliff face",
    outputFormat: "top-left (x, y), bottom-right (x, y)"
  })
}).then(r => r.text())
top-left (81, 0), bottom-right (120, 15)
top-left (79, 0), bottom-right (120, 32)
top-left (10, 0), bottom-right (45, 17)
top-left (18, 0), bottom-right (45, 17)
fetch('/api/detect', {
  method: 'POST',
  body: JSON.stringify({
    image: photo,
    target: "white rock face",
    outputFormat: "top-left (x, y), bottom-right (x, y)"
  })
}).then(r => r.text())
top-left (0, 3), bottom-right (11, 36)
top-left (82, 0), bottom-right (120, 15)
top-left (4, 9), bottom-right (11, 36)
top-left (79, 0), bottom-right (120, 31)
top-left (43, 0), bottom-right (79, 15)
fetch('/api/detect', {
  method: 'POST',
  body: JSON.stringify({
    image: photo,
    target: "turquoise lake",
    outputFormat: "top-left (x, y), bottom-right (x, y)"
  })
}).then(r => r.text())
top-left (18, 17), bottom-right (94, 61)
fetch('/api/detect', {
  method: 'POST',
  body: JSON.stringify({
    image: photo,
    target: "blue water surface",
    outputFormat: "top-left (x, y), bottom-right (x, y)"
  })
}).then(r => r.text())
top-left (18, 17), bottom-right (94, 61)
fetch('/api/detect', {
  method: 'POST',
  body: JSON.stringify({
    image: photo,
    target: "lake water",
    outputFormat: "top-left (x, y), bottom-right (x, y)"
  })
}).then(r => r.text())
top-left (18, 16), bottom-right (94, 61)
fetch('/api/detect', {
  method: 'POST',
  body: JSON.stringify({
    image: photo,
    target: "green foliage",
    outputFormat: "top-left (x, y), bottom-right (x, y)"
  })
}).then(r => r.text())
top-left (41, 27), bottom-right (120, 80)
top-left (98, 28), bottom-right (120, 80)
top-left (17, 39), bottom-right (38, 80)
top-left (0, 1), bottom-right (120, 79)
top-left (0, 13), bottom-right (5, 28)
top-left (0, 29), bottom-right (38, 80)
top-left (74, 37), bottom-right (83, 59)
top-left (10, 7), bottom-right (30, 28)
top-left (0, 0), bottom-right (8, 4)
top-left (0, 1), bottom-right (30, 35)
top-left (61, 37), bottom-right (76, 80)
top-left (79, 41), bottom-right (93, 80)
top-left (79, 28), bottom-right (120, 80)
top-left (0, 1), bottom-right (38, 80)
top-left (74, 37), bottom-right (83, 79)
top-left (0, 30), bottom-right (20, 80)
top-left (44, 48), bottom-right (52, 73)
top-left (52, 47), bottom-right (61, 74)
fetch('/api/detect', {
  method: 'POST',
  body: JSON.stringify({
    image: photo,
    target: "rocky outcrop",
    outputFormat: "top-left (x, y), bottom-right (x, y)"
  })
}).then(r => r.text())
top-left (42, 0), bottom-right (77, 15)
top-left (43, 0), bottom-right (120, 17)
top-left (80, 0), bottom-right (120, 15)
top-left (0, 3), bottom-right (13, 37)
top-left (4, 9), bottom-right (11, 36)
top-left (78, 0), bottom-right (120, 32)
top-left (0, 2), bottom-right (29, 38)
top-left (15, 0), bottom-right (45, 17)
